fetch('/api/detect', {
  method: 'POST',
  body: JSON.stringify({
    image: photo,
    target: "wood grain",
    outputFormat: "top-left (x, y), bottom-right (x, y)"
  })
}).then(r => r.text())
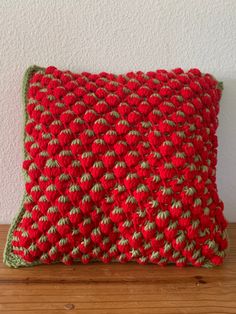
top-left (0, 224), bottom-right (235, 314)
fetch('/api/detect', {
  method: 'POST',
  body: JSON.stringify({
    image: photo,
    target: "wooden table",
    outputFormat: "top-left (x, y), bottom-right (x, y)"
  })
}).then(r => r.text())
top-left (0, 224), bottom-right (235, 314)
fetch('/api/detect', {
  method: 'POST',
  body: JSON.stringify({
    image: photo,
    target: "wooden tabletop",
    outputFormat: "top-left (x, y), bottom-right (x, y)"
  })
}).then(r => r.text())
top-left (0, 224), bottom-right (235, 314)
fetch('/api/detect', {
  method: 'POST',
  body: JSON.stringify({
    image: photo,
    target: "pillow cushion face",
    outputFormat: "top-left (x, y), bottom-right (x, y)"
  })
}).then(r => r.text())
top-left (4, 65), bottom-right (228, 268)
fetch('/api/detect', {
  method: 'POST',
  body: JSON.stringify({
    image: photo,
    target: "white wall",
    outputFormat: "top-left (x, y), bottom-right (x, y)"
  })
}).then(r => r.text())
top-left (0, 0), bottom-right (235, 223)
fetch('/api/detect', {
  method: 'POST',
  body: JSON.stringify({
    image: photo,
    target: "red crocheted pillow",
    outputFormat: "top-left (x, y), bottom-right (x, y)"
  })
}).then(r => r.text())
top-left (4, 65), bottom-right (228, 268)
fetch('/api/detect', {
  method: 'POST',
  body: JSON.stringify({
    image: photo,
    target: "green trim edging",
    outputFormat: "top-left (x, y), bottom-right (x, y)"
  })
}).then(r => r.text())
top-left (3, 65), bottom-right (45, 268)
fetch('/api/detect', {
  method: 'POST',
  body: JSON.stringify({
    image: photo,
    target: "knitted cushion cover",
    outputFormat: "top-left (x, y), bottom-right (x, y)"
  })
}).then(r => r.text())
top-left (4, 65), bottom-right (228, 268)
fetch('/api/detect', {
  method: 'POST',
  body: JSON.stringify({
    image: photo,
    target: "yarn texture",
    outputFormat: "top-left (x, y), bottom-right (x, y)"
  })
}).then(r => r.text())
top-left (4, 65), bottom-right (228, 268)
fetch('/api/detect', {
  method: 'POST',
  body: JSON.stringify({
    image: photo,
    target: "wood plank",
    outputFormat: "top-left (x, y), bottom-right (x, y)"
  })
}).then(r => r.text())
top-left (0, 224), bottom-right (235, 314)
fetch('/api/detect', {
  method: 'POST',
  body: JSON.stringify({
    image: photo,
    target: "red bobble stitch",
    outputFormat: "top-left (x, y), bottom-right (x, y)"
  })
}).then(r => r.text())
top-left (61, 73), bottom-right (73, 84)
top-left (171, 152), bottom-right (186, 168)
top-left (72, 102), bottom-right (86, 116)
top-left (138, 101), bottom-right (152, 115)
top-left (30, 186), bottom-right (42, 202)
top-left (105, 94), bottom-right (120, 107)
top-left (159, 101), bottom-right (175, 114)
top-left (128, 112), bottom-right (142, 127)
top-left (38, 217), bottom-right (51, 233)
top-left (159, 163), bottom-right (175, 179)
top-left (103, 130), bottom-right (117, 145)
top-left (85, 81), bottom-right (97, 92)
top-left (182, 102), bottom-right (195, 115)
top-left (159, 85), bottom-right (172, 97)
top-left (171, 131), bottom-right (185, 146)
top-left (63, 93), bottom-right (76, 106)
top-left (210, 255), bottom-right (223, 266)
top-left (99, 217), bottom-right (113, 235)
top-left (124, 173), bottom-right (139, 190)
top-left (58, 129), bottom-right (74, 146)
top-left (183, 143), bottom-right (195, 157)
top-left (168, 79), bottom-right (182, 90)
top-left (67, 184), bottom-right (83, 205)
top-left (45, 185), bottom-right (59, 203)
top-left (126, 79), bottom-right (140, 91)
top-left (49, 120), bottom-right (64, 136)
top-left (79, 151), bottom-right (95, 169)
top-left (137, 85), bottom-right (151, 97)
top-left (65, 80), bottom-right (77, 91)
top-left (29, 143), bottom-right (40, 157)
top-left (40, 111), bottom-right (54, 125)
top-left (47, 139), bottom-right (61, 156)
top-left (118, 102), bottom-right (131, 116)
top-left (25, 119), bottom-right (36, 135)
top-left (126, 94), bottom-right (141, 106)
top-left (83, 93), bottom-right (97, 105)
top-left (164, 226), bottom-right (177, 242)
top-left (68, 207), bottom-right (83, 225)
top-left (148, 93), bottom-right (162, 106)
top-left (202, 243), bottom-right (214, 258)
top-left (45, 66), bottom-right (57, 74)
top-left (28, 226), bottom-right (41, 241)
top-left (28, 163), bottom-right (41, 181)
top-left (55, 196), bottom-right (71, 216)
top-left (156, 71), bottom-right (168, 82)
top-left (95, 87), bottom-right (108, 98)
top-left (117, 239), bottom-right (130, 253)
top-left (79, 194), bottom-right (94, 215)
top-left (125, 130), bottom-right (141, 146)
top-left (94, 101), bottom-right (109, 114)
top-left (90, 183), bottom-right (105, 202)
top-left (79, 129), bottom-right (95, 146)
top-left (90, 161), bottom-right (104, 179)
top-left (57, 150), bottom-right (73, 167)
top-left (22, 158), bottom-right (33, 171)
top-left (110, 207), bottom-right (125, 223)
top-left (181, 86), bottom-right (194, 99)
top-left (92, 139), bottom-right (107, 154)
top-left (142, 222), bottom-right (156, 240)
top-left (102, 151), bottom-right (116, 168)
top-left (100, 173), bottom-right (116, 190)
top-left (159, 119), bottom-right (175, 133)
top-left (114, 141), bottom-right (128, 156)
top-left (57, 219), bottom-right (71, 237)
top-left (28, 85), bottom-right (40, 98)
top-left (54, 86), bottom-right (67, 99)
top-left (179, 213), bottom-right (191, 228)
top-left (133, 184), bottom-right (149, 202)
top-left (113, 162), bottom-right (127, 178)
top-left (41, 75), bottom-right (51, 86)
top-left (159, 141), bottom-right (175, 157)
top-left (188, 68), bottom-right (201, 76)
top-left (115, 120), bottom-right (130, 135)
top-left (38, 174), bottom-right (50, 190)
top-left (19, 233), bottom-right (31, 248)
top-left (79, 219), bottom-right (93, 236)
top-left (60, 110), bottom-right (75, 125)
top-left (124, 150), bottom-right (140, 167)
top-left (67, 161), bottom-right (83, 178)
top-left (25, 181), bottom-right (34, 194)
top-left (105, 111), bottom-right (120, 125)
top-left (93, 118), bottom-right (109, 135)
top-left (32, 72), bottom-right (43, 83)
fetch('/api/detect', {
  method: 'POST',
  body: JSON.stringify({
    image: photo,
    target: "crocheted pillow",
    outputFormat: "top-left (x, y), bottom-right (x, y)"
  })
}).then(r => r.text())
top-left (4, 65), bottom-right (228, 268)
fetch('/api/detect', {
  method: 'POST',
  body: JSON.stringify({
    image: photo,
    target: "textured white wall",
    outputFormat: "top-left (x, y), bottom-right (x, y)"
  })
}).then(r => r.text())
top-left (0, 0), bottom-right (236, 223)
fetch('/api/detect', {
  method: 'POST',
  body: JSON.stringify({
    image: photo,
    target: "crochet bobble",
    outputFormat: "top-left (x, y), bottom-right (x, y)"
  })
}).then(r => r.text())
top-left (11, 66), bottom-right (227, 267)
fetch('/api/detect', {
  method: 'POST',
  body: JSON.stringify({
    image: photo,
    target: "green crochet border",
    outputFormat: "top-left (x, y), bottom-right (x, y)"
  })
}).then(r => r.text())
top-left (3, 65), bottom-right (45, 268)
top-left (3, 66), bottom-right (227, 268)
